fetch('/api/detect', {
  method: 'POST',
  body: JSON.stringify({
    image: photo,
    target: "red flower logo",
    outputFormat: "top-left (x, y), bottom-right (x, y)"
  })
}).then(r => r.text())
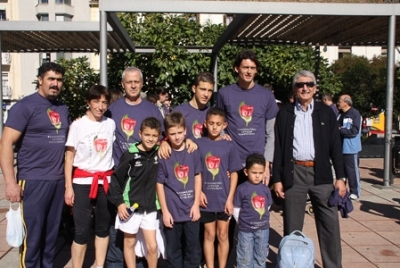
top-left (93, 136), bottom-right (108, 158)
top-left (238, 102), bottom-right (254, 126)
top-left (251, 192), bottom-right (266, 219)
top-left (121, 115), bottom-right (136, 140)
top-left (192, 120), bottom-right (203, 139)
top-left (205, 152), bottom-right (220, 180)
top-left (174, 162), bottom-right (189, 188)
top-left (47, 108), bottom-right (62, 133)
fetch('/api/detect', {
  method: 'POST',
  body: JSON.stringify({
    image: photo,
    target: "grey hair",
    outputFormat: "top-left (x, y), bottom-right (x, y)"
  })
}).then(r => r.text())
top-left (121, 67), bottom-right (143, 82)
top-left (292, 70), bottom-right (316, 88)
top-left (343, 95), bottom-right (353, 106)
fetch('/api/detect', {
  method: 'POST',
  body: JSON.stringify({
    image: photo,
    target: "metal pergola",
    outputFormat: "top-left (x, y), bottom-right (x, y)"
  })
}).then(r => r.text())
top-left (0, 0), bottom-right (399, 187)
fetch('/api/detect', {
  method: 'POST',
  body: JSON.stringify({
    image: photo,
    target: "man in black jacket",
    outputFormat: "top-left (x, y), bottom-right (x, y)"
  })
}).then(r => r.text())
top-left (272, 70), bottom-right (346, 268)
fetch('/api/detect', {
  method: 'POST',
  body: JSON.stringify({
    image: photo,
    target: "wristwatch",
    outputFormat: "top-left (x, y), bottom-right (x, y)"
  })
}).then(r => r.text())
top-left (337, 177), bottom-right (347, 183)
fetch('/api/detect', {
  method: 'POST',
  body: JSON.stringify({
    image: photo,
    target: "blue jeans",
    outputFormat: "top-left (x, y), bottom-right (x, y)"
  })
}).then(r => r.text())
top-left (236, 228), bottom-right (269, 268)
top-left (163, 221), bottom-right (201, 268)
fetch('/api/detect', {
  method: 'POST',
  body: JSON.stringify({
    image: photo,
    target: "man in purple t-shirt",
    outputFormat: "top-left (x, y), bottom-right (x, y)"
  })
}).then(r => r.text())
top-left (0, 62), bottom-right (70, 267)
top-left (173, 72), bottom-right (214, 140)
top-left (216, 50), bottom-right (279, 185)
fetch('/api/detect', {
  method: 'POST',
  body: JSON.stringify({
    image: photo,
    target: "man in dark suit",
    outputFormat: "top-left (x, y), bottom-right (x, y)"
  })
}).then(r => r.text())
top-left (272, 70), bottom-right (346, 268)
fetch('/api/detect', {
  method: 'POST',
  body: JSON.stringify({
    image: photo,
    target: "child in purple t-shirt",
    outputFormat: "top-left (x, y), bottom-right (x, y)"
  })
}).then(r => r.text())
top-left (156, 111), bottom-right (202, 268)
top-left (233, 153), bottom-right (273, 268)
top-left (197, 107), bottom-right (242, 268)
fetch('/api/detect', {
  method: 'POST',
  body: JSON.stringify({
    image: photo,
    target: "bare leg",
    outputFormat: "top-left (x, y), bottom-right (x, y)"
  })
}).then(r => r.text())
top-left (142, 228), bottom-right (158, 268)
top-left (94, 235), bottom-right (109, 267)
top-left (204, 222), bottom-right (217, 268)
top-left (124, 233), bottom-right (137, 268)
top-left (71, 241), bottom-right (87, 268)
top-left (217, 220), bottom-right (230, 268)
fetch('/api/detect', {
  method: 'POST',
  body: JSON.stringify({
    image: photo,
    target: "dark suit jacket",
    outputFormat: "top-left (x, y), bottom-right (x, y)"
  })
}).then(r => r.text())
top-left (272, 101), bottom-right (345, 189)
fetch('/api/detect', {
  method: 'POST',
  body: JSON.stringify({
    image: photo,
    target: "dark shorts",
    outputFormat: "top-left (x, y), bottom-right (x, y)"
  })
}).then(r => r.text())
top-left (200, 211), bottom-right (230, 223)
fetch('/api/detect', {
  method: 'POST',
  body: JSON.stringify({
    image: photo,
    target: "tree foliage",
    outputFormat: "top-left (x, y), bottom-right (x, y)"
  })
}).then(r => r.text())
top-left (331, 55), bottom-right (400, 117)
top-left (56, 57), bottom-right (99, 120)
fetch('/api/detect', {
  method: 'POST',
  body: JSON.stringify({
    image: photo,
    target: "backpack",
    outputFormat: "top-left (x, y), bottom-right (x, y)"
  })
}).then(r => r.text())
top-left (276, 230), bottom-right (315, 268)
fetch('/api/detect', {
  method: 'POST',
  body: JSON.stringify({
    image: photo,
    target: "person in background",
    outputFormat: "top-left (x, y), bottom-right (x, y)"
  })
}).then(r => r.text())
top-left (337, 94), bottom-right (362, 200)
top-left (273, 70), bottom-right (346, 268)
top-left (322, 92), bottom-right (339, 117)
top-left (64, 85), bottom-right (115, 268)
top-left (155, 87), bottom-right (170, 118)
top-left (0, 62), bottom-right (70, 268)
top-left (233, 153), bottom-right (272, 268)
top-left (147, 93), bottom-right (158, 105)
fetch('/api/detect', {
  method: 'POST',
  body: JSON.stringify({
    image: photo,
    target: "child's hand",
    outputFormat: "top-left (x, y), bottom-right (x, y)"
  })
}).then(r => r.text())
top-left (158, 141), bottom-right (172, 159)
top-left (190, 205), bottom-right (200, 222)
top-left (117, 204), bottom-right (130, 221)
top-left (221, 133), bottom-right (232, 141)
top-left (200, 192), bottom-right (208, 208)
top-left (185, 139), bottom-right (198, 153)
top-left (224, 200), bottom-right (234, 216)
top-left (162, 211), bottom-right (174, 228)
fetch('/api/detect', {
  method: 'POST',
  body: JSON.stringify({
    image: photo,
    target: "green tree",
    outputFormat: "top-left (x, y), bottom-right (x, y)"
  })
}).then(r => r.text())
top-left (56, 57), bottom-right (100, 120)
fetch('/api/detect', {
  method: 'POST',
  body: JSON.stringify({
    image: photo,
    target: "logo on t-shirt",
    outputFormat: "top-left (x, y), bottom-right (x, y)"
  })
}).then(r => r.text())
top-left (251, 192), bottom-right (266, 220)
top-left (238, 102), bottom-right (254, 127)
top-left (174, 162), bottom-right (189, 189)
top-left (93, 136), bottom-right (108, 158)
top-left (192, 120), bottom-right (203, 139)
top-left (121, 115), bottom-right (136, 141)
top-left (47, 108), bottom-right (62, 133)
top-left (205, 152), bottom-right (220, 180)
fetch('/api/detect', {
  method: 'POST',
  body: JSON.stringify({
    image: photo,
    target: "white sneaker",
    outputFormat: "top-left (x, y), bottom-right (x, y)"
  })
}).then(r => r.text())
top-left (349, 194), bottom-right (358, 200)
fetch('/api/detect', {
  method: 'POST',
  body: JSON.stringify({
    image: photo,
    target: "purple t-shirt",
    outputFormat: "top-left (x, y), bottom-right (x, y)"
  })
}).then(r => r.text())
top-left (173, 103), bottom-right (209, 139)
top-left (5, 92), bottom-right (70, 180)
top-left (157, 149), bottom-right (202, 222)
top-left (196, 137), bottom-right (242, 212)
top-left (216, 83), bottom-right (278, 163)
top-left (107, 97), bottom-right (164, 166)
top-left (234, 181), bottom-right (272, 232)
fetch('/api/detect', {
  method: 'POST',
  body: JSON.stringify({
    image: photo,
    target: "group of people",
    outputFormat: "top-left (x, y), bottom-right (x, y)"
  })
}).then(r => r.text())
top-left (0, 49), bottom-right (361, 268)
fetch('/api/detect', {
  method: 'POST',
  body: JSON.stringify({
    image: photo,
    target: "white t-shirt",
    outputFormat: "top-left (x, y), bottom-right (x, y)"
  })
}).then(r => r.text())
top-left (66, 115), bottom-right (116, 184)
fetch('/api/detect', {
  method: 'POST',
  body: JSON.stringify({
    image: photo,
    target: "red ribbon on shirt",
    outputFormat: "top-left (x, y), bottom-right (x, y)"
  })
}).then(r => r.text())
top-left (73, 168), bottom-right (113, 199)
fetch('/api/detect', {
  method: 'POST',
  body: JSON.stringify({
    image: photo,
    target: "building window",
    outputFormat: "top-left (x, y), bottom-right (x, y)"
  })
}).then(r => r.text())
top-left (39, 0), bottom-right (49, 4)
top-left (55, 0), bottom-right (71, 5)
top-left (37, 13), bottom-right (49, 21)
top-left (0, 10), bottom-right (6, 21)
top-left (2, 73), bottom-right (11, 99)
top-left (56, 14), bottom-right (72, 21)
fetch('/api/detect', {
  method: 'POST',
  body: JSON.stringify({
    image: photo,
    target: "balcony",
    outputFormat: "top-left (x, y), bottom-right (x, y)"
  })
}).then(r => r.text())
top-left (2, 86), bottom-right (11, 100)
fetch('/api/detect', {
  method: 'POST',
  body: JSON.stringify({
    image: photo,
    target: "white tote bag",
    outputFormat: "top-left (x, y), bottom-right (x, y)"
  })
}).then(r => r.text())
top-left (6, 202), bottom-right (25, 247)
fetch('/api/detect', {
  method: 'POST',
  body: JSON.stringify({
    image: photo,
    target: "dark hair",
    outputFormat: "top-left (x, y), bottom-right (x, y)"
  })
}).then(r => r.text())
top-left (245, 153), bottom-right (266, 170)
top-left (140, 117), bottom-right (162, 133)
top-left (193, 72), bottom-right (215, 87)
top-left (234, 50), bottom-right (260, 69)
top-left (321, 92), bottom-right (333, 101)
top-left (164, 111), bottom-right (185, 131)
top-left (37, 62), bottom-right (65, 78)
top-left (109, 88), bottom-right (123, 104)
top-left (147, 94), bottom-right (158, 104)
top-left (155, 87), bottom-right (169, 96)
top-left (206, 107), bottom-right (226, 121)
top-left (86, 85), bottom-right (111, 103)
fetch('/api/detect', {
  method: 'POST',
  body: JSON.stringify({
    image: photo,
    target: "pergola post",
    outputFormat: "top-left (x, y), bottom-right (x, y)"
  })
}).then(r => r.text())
top-left (100, 9), bottom-right (108, 87)
top-left (383, 15), bottom-right (396, 187)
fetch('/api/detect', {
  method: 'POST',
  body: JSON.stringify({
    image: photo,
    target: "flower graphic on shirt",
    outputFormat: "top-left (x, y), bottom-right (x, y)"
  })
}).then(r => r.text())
top-left (47, 108), bottom-right (61, 133)
top-left (93, 136), bottom-right (108, 158)
top-left (205, 152), bottom-right (220, 180)
top-left (174, 162), bottom-right (189, 189)
top-left (121, 115), bottom-right (136, 141)
top-left (192, 120), bottom-right (203, 139)
top-left (238, 102), bottom-right (254, 127)
top-left (251, 192), bottom-right (265, 220)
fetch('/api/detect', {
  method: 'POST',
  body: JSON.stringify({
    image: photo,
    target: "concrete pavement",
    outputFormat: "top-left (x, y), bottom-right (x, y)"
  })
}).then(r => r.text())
top-left (1, 158), bottom-right (400, 267)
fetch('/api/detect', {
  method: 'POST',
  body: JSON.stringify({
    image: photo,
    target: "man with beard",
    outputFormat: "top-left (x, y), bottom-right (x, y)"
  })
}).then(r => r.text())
top-left (0, 62), bottom-right (70, 268)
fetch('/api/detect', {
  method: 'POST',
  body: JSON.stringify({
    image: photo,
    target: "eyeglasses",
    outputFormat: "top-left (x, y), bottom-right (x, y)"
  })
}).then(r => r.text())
top-left (295, 82), bottom-right (316, 88)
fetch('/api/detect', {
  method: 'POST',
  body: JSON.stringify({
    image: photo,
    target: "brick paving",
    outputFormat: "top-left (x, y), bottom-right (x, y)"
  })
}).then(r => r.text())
top-left (1, 158), bottom-right (400, 267)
